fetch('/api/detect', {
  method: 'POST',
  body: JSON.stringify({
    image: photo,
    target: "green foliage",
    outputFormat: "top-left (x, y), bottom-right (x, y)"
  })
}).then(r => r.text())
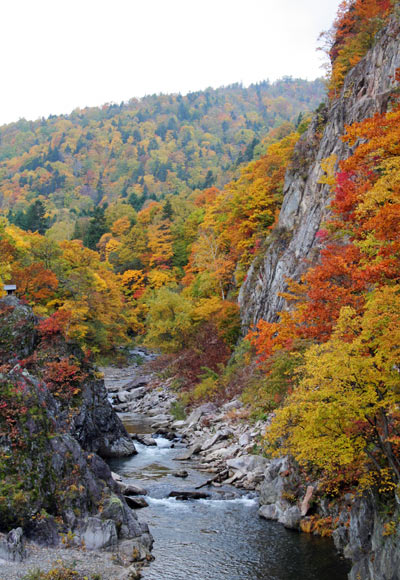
top-left (242, 342), bottom-right (308, 415)
top-left (192, 375), bottom-right (220, 402)
top-left (142, 287), bottom-right (194, 353)
top-left (170, 400), bottom-right (186, 421)
top-left (83, 205), bottom-right (108, 249)
top-left (9, 199), bottom-right (51, 234)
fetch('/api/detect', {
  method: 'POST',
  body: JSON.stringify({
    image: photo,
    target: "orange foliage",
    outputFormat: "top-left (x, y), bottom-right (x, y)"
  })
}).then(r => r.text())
top-left (323, 0), bottom-right (393, 96)
top-left (12, 262), bottom-right (58, 304)
top-left (249, 102), bottom-right (400, 358)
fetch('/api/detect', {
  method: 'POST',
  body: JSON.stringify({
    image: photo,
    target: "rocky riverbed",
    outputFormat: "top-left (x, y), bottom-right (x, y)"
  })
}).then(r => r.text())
top-left (106, 350), bottom-right (400, 580)
top-left (101, 351), bottom-right (350, 580)
top-left (0, 349), bottom-right (351, 580)
top-left (102, 351), bottom-right (271, 495)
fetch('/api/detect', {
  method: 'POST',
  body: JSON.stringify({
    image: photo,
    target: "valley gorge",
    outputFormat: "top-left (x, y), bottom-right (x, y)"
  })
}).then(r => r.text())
top-left (1, 2), bottom-right (400, 579)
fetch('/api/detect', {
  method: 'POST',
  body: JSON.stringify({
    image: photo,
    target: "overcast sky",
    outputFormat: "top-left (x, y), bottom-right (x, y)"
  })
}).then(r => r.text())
top-left (0, 0), bottom-right (341, 126)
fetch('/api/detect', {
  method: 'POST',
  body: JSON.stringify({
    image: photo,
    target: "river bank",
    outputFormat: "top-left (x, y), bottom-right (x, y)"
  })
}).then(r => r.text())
top-left (103, 352), bottom-right (270, 494)
top-left (0, 352), bottom-right (349, 580)
top-left (101, 353), bottom-right (350, 579)
top-left (103, 355), bottom-right (349, 580)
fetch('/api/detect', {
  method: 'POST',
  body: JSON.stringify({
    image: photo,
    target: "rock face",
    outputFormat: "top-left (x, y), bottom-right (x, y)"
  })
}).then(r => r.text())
top-left (72, 378), bottom-right (136, 457)
top-left (0, 295), bottom-right (38, 363)
top-left (239, 16), bottom-right (400, 328)
top-left (345, 495), bottom-right (400, 580)
top-left (239, 19), bottom-right (400, 578)
top-left (0, 297), bottom-right (151, 560)
top-left (0, 528), bottom-right (26, 562)
top-left (258, 457), bottom-right (302, 530)
top-left (258, 456), bottom-right (400, 579)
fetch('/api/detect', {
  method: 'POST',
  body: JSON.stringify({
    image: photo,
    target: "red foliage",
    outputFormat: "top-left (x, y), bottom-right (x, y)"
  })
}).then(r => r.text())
top-left (329, 0), bottom-right (392, 62)
top-left (43, 358), bottom-right (86, 399)
top-left (248, 103), bottom-right (400, 359)
top-left (169, 322), bottom-right (230, 388)
top-left (37, 310), bottom-right (71, 340)
top-left (12, 262), bottom-right (58, 303)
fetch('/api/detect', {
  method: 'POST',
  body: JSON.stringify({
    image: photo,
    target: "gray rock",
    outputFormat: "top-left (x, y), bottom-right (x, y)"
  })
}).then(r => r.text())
top-left (133, 434), bottom-right (157, 446)
top-left (122, 484), bottom-right (148, 496)
top-left (117, 391), bottom-right (131, 403)
top-left (185, 408), bottom-right (204, 428)
top-left (150, 413), bottom-right (171, 424)
top-left (72, 378), bottom-right (137, 458)
top-left (0, 298), bottom-right (153, 560)
top-left (173, 470), bottom-right (189, 478)
top-left (79, 517), bottom-right (118, 550)
top-left (175, 441), bottom-right (203, 460)
top-left (151, 420), bottom-right (171, 429)
top-left (239, 16), bottom-right (400, 332)
top-left (169, 490), bottom-right (211, 500)
top-left (238, 432), bottom-right (251, 447)
top-left (259, 456), bottom-right (292, 505)
top-left (125, 496), bottom-right (149, 509)
top-left (222, 400), bottom-right (243, 412)
top-left (201, 430), bottom-right (230, 451)
top-left (0, 528), bottom-right (26, 562)
top-left (126, 387), bottom-right (147, 399)
top-left (259, 505), bottom-right (277, 521)
top-left (112, 471), bottom-right (123, 482)
top-left (226, 454), bottom-right (267, 475)
top-left (116, 564), bottom-right (142, 580)
top-left (278, 505), bottom-right (302, 530)
top-left (119, 538), bottom-right (153, 562)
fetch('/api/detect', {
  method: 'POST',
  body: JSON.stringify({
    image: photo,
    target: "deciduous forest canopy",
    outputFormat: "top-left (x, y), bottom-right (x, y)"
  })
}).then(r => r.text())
top-left (1, 0), bottom-right (400, 538)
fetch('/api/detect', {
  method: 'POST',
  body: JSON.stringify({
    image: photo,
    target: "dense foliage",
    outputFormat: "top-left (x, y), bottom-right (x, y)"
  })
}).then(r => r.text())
top-left (249, 98), bottom-right (400, 493)
top-left (320, 0), bottom-right (394, 96)
top-left (1, 0), bottom-right (399, 510)
top-left (0, 116), bottom-right (301, 363)
top-left (0, 78), bottom-right (323, 242)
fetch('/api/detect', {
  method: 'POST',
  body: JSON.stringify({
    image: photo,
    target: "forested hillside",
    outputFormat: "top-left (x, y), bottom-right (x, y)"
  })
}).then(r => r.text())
top-left (1, 0), bottom-right (399, 511)
top-left (1, 0), bottom-right (400, 577)
top-left (0, 77), bottom-right (322, 356)
top-left (0, 78), bottom-right (324, 241)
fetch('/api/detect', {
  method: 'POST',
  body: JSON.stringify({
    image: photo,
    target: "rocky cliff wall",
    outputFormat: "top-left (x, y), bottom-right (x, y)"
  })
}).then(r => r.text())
top-left (241, 15), bottom-right (400, 580)
top-left (0, 296), bottom-right (152, 563)
top-left (258, 457), bottom-right (400, 580)
top-left (239, 16), bottom-right (400, 328)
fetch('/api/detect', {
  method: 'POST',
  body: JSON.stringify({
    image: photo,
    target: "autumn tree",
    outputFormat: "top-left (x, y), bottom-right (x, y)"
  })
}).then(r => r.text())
top-left (267, 286), bottom-right (400, 490)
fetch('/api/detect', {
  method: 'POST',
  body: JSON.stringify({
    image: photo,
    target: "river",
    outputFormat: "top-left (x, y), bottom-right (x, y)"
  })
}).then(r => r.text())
top-left (109, 412), bottom-right (350, 580)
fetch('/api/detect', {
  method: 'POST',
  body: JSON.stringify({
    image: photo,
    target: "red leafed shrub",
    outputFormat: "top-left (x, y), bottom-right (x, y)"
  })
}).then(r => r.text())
top-left (43, 357), bottom-right (87, 398)
top-left (37, 310), bottom-right (71, 340)
top-left (169, 322), bottom-right (231, 388)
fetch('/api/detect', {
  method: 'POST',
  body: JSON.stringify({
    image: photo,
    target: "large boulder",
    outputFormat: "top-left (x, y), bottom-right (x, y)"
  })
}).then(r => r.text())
top-left (258, 456), bottom-right (303, 530)
top-left (0, 528), bottom-right (26, 562)
top-left (72, 378), bottom-right (136, 458)
top-left (0, 296), bottom-right (37, 363)
top-left (0, 297), bottom-right (152, 560)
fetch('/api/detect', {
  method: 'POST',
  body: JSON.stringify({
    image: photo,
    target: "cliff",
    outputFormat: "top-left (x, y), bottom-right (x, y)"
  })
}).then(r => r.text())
top-left (0, 296), bottom-right (152, 563)
top-left (239, 16), bottom-right (400, 328)
top-left (240, 14), bottom-right (400, 580)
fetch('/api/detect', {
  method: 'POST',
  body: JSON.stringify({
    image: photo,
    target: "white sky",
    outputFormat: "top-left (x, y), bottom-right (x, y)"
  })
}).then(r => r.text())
top-left (0, 0), bottom-right (341, 126)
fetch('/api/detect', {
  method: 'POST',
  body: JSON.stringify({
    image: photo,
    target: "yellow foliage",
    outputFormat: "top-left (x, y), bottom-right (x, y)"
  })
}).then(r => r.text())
top-left (266, 285), bottom-right (400, 486)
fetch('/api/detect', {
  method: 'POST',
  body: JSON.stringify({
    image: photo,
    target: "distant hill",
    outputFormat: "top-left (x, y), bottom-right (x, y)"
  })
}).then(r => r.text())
top-left (0, 77), bottom-right (324, 237)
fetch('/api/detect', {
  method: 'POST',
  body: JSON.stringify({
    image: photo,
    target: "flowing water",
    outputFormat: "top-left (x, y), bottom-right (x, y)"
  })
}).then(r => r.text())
top-left (109, 413), bottom-right (350, 580)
